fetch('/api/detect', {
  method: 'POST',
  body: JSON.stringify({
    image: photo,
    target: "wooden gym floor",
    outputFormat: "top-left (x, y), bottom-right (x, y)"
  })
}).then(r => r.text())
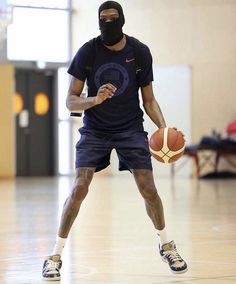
top-left (0, 172), bottom-right (236, 284)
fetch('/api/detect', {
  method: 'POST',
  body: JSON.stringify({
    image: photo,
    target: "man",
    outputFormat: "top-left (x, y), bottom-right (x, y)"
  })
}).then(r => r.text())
top-left (42, 1), bottom-right (187, 281)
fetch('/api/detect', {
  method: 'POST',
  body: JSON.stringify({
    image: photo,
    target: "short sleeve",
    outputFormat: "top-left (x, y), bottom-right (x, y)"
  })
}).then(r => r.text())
top-left (67, 42), bottom-right (91, 81)
top-left (137, 44), bottom-right (154, 87)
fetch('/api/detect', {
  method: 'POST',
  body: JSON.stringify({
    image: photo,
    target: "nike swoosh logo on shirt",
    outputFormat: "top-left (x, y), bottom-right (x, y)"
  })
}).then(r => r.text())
top-left (125, 58), bottom-right (135, 63)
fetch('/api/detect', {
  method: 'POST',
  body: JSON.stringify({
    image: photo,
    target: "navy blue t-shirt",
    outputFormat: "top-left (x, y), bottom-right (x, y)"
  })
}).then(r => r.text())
top-left (67, 35), bottom-right (153, 133)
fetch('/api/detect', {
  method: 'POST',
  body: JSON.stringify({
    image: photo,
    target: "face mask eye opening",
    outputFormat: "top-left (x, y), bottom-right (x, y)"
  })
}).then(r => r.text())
top-left (100, 18), bottom-right (107, 23)
top-left (100, 16), bottom-right (119, 23)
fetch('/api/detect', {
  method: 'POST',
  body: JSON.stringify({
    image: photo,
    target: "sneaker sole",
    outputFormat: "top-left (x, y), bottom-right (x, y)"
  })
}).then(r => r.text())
top-left (161, 256), bottom-right (188, 274)
top-left (42, 276), bottom-right (61, 281)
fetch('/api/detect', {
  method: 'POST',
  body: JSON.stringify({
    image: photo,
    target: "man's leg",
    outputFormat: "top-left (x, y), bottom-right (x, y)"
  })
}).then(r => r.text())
top-left (132, 169), bottom-right (165, 230)
top-left (132, 169), bottom-right (187, 274)
top-left (58, 167), bottom-right (95, 238)
top-left (42, 167), bottom-right (95, 281)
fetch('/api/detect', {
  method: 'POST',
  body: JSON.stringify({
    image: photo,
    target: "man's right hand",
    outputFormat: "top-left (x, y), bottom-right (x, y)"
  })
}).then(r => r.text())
top-left (95, 83), bottom-right (117, 105)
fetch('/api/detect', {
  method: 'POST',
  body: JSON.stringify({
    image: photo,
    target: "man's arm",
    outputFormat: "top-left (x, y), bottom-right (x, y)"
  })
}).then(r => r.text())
top-left (141, 82), bottom-right (166, 128)
top-left (66, 76), bottom-right (116, 111)
top-left (66, 77), bottom-right (96, 111)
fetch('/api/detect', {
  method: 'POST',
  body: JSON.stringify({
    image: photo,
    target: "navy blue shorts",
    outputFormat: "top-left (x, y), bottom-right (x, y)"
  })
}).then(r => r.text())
top-left (75, 129), bottom-right (152, 172)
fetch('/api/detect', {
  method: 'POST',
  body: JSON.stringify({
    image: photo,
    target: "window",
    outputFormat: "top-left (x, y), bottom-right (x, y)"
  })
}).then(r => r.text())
top-left (7, 1), bottom-right (70, 62)
top-left (9, 0), bottom-right (69, 9)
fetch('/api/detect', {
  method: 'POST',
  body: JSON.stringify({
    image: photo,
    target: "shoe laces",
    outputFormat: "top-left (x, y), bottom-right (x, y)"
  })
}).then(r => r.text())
top-left (164, 247), bottom-right (183, 263)
top-left (46, 259), bottom-right (61, 272)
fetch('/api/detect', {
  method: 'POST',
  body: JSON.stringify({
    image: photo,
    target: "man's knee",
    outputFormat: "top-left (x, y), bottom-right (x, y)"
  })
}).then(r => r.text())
top-left (133, 169), bottom-right (158, 202)
top-left (70, 168), bottom-right (95, 205)
top-left (70, 182), bottom-right (88, 204)
top-left (139, 184), bottom-right (158, 202)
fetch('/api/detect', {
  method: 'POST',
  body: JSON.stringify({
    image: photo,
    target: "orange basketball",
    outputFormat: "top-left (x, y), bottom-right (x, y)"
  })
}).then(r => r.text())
top-left (149, 127), bottom-right (185, 163)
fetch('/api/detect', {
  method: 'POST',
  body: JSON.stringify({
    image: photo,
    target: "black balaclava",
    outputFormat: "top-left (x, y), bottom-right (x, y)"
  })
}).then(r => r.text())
top-left (99, 1), bottom-right (125, 46)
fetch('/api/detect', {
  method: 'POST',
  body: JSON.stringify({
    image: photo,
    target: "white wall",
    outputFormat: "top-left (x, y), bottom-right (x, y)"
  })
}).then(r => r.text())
top-left (144, 65), bottom-right (191, 177)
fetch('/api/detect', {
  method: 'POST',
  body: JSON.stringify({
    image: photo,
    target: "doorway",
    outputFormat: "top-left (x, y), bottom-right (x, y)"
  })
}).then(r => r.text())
top-left (15, 69), bottom-right (56, 176)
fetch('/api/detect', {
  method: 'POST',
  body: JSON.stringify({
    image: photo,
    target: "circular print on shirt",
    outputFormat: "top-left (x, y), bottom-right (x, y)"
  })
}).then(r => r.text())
top-left (94, 62), bottom-right (129, 96)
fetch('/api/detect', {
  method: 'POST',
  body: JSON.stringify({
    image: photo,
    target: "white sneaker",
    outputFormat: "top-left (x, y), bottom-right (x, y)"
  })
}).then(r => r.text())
top-left (159, 240), bottom-right (188, 274)
top-left (42, 255), bottom-right (62, 281)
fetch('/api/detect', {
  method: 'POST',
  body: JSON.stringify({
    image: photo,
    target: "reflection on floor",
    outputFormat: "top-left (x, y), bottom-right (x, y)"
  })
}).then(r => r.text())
top-left (0, 172), bottom-right (236, 284)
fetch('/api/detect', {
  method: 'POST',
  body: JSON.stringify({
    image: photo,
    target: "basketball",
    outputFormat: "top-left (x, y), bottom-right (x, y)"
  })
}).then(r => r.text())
top-left (149, 127), bottom-right (185, 163)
